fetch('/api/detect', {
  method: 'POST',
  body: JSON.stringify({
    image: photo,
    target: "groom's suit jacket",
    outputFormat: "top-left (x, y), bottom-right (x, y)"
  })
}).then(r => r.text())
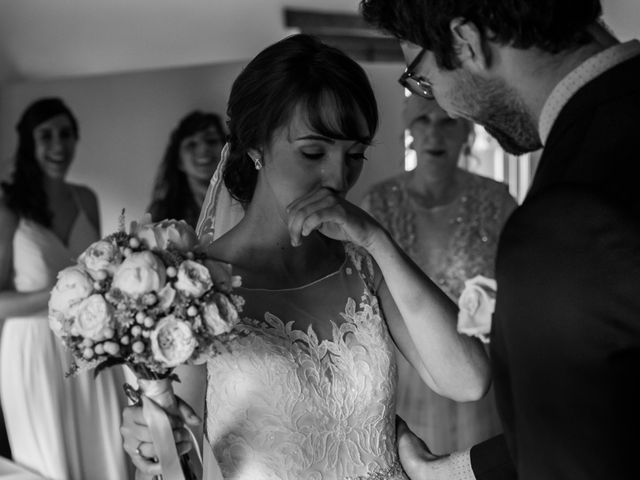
top-left (470, 53), bottom-right (640, 480)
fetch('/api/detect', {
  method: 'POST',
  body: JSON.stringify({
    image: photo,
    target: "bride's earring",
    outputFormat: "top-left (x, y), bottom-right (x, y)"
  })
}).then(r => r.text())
top-left (249, 152), bottom-right (262, 170)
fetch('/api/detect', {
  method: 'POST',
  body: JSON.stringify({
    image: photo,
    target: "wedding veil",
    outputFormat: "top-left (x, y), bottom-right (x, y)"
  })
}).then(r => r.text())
top-left (196, 143), bottom-right (245, 242)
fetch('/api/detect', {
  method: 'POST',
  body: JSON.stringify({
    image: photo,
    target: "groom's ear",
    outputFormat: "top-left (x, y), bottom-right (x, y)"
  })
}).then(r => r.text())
top-left (450, 18), bottom-right (492, 73)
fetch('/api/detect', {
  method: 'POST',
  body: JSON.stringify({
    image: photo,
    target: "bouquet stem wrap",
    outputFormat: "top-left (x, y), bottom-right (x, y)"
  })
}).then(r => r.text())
top-left (138, 378), bottom-right (200, 480)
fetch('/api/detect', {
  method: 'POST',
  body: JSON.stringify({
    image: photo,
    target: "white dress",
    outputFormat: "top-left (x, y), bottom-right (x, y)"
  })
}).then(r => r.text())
top-left (0, 208), bottom-right (129, 480)
top-left (205, 244), bottom-right (408, 480)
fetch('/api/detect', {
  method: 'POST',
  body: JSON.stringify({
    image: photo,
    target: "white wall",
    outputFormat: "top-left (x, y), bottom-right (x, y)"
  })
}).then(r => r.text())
top-left (0, 61), bottom-right (242, 232)
top-left (0, 60), bottom-right (405, 233)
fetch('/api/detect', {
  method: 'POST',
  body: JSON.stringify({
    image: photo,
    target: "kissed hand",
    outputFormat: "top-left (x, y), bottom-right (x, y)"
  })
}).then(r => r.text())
top-left (286, 187), bottom-right (382, 249)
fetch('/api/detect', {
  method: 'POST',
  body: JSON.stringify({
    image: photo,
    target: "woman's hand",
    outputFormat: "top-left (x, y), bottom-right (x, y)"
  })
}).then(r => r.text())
top-left (286, 187), bottom-right (383, 250)
top-left (120, 398), bottom-right (201, 476)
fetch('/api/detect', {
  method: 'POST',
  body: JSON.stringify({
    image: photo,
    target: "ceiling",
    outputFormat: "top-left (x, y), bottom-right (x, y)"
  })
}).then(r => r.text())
top-left (0, 0), bottom-right (638, 84)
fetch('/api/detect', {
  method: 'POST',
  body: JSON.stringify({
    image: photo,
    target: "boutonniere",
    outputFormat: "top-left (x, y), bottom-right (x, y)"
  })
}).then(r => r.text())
top-left (457, 275), bottom-right (496, 344)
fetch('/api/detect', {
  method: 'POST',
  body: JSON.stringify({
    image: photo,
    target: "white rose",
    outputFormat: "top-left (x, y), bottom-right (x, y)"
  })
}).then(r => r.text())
top-left (174, 260), bottom-right (212, 298)
top-left (112, 251), bottom-right (166, 298)
top-left (136, 219), bottom-right (198, 253)
top-left (150, 315), bottom-right (197, 367)
top-left (74, 294), bottom-right (114, 341)
top-left (457, 275), bottom-right (497, 344)
top-left (49, 266), bottom-right (94, 314)
top-left (78, 240), bottom-right (120, 279)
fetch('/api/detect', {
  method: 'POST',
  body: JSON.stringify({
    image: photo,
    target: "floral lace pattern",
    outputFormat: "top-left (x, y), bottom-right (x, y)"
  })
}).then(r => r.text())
top-left (205, 245), bottom-right (407, 480)
top-left (366, 172), bottom-right (515, 299)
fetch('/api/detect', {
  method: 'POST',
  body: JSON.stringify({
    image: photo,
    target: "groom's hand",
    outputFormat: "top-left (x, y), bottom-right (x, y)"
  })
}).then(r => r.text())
top-left (397, 417), bottom-right (458, 480)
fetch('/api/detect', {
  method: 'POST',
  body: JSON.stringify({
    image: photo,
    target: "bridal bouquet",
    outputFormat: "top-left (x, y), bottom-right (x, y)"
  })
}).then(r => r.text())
top-left (48, 214), bottom-right (242, 480)
top-left (457, 275), bottom-right (496, 344)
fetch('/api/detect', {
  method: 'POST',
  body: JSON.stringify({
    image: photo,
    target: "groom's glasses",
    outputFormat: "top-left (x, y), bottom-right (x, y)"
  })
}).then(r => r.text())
top-left (398, 47), bottom-right (435, 100)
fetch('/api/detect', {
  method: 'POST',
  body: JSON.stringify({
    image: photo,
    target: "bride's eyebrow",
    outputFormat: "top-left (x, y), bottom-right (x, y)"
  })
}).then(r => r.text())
top-left (295, 135), bottom-right (335, 144)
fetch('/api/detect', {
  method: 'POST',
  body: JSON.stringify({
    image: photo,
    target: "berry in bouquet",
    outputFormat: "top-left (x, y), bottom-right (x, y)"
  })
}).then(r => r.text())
top-left (48, 214), bottom-right (243, 479)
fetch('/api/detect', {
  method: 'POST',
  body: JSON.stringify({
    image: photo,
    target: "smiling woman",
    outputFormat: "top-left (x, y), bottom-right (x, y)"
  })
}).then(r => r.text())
top-left (0, 97), bottom-right (129, 479)
top-left (147, 111), bottom-right (226, 228)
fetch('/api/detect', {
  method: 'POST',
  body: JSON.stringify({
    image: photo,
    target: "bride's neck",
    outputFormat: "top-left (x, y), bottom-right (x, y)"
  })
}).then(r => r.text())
top-left (213, 204), bottom-right (336, 276)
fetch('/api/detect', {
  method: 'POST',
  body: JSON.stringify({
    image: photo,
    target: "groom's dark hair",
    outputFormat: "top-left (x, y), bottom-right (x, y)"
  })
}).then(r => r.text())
top-left (360, 0), bottom-right (603, 70)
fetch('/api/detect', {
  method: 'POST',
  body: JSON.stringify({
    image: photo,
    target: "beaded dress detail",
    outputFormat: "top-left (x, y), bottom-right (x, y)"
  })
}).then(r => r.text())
top-left (205, 244), bottom-right (408, 480)
top-left (364, 171), bottom-right (515, 299)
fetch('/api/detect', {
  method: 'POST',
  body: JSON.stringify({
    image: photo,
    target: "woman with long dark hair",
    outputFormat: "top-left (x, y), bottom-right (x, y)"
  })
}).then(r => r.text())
top-left (0, 98), bottom-right (128, 479)
top-left (147, 111), bottom-right (226, 227)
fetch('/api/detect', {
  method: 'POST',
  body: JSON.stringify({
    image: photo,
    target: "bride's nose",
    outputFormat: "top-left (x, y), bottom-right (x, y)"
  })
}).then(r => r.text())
top-left (321, 156), bottom-right (350, 195)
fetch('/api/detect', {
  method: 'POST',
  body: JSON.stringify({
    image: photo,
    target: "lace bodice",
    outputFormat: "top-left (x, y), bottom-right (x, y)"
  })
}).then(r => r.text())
top-left (205, 244), bottom-right (407, 480)
top-left (364, 171), bottom-right (516, 299)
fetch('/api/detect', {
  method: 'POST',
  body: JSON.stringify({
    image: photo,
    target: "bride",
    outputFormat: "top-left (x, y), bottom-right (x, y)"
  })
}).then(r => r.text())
top-left (120, 34), bottom-right (489, 480)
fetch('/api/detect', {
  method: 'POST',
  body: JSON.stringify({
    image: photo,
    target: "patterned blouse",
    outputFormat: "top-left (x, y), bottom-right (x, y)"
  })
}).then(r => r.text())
top-left (362, 169), bottom-right (517, 300)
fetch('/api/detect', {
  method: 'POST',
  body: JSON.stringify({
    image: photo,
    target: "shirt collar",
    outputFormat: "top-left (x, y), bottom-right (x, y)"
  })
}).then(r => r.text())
top-left (538, 40), bottom-right (640, 145)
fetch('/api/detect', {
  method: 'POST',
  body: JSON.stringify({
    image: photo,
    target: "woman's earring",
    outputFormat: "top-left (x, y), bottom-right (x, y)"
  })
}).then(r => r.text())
top-left (251, 156), bottom-right (263, 170)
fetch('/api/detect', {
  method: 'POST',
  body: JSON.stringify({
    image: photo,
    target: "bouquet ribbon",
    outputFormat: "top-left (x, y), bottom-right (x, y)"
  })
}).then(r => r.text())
top-left (138, 378), bottom-right (223, 480)
top-left (141, 395), bottom-right (187, 479)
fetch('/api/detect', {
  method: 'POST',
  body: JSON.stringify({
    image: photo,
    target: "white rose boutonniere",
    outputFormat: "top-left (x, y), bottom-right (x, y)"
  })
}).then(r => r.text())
top-left (457, 275), bottom-right (497, 344)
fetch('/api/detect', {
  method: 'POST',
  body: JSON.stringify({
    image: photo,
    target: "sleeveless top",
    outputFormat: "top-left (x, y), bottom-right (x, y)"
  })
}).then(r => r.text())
top-left (205, 244), bottom-right (408, 480)
top-left (12, 198), bottom-right (97, 300)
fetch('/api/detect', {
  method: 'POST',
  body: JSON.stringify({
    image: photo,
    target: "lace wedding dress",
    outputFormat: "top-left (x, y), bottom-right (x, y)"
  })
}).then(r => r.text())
top-left (204, 243), bottom-right (408, 480)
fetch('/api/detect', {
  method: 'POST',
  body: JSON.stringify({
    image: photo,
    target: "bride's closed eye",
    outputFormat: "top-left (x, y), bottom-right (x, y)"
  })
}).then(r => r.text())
top-left (347, 152), bottom-right (368, 162)
top-left (300, 150), bottom-right (325, 160)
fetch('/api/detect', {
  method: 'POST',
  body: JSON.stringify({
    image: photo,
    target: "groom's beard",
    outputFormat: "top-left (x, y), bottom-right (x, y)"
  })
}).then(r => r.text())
top-left (457, 73), bottom-right (542, 155)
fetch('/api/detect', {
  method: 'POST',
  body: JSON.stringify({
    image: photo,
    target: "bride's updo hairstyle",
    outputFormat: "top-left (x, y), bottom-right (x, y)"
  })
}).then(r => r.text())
top-left (223, 34), bottom-right (379, 205)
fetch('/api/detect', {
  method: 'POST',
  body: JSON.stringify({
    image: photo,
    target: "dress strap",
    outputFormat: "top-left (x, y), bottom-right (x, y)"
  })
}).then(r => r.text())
top-left (68, 185), bottom-right (86, 216)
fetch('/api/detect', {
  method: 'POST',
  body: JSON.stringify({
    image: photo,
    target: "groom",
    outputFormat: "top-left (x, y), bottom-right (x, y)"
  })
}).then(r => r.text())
top-left (361, 0), bottom-right (640, 479)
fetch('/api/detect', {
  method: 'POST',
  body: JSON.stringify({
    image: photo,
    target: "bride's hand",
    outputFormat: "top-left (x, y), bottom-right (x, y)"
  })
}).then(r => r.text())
top-left (120, 398), bottom-right (201, 475)
top-left (286, 187), bottom-right (383, 250)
